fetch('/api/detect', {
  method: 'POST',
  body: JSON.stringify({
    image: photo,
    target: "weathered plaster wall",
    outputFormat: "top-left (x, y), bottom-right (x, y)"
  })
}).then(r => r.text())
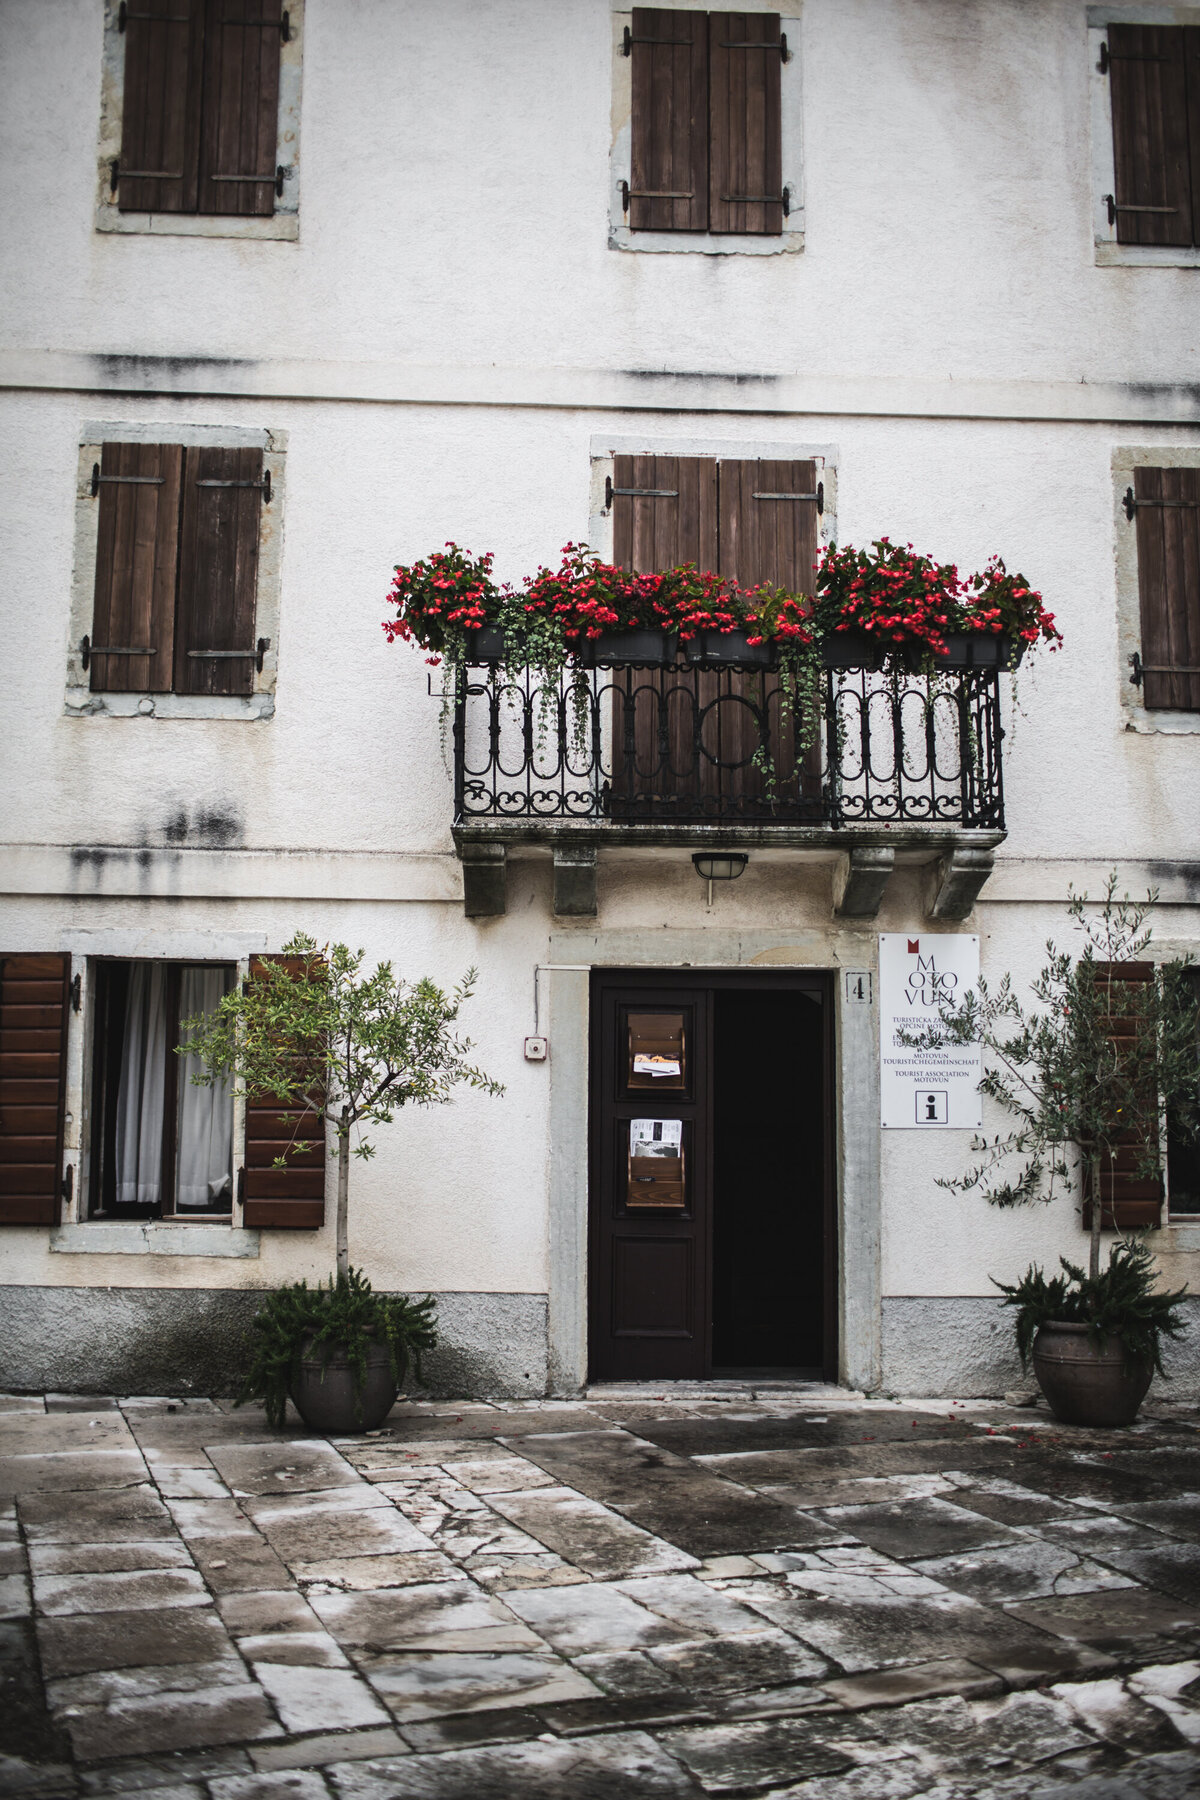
top-left (1, 0), bottom-right (1198, 1398)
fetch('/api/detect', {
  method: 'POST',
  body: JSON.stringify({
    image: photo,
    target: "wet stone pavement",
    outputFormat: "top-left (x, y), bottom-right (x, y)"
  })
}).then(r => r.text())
top-left (3, 1388), bottom-right (1200, 1799)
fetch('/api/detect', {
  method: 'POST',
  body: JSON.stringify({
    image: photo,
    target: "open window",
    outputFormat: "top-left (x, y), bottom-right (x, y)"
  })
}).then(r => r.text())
top-left (88, 960), bottom-right (237, 1219)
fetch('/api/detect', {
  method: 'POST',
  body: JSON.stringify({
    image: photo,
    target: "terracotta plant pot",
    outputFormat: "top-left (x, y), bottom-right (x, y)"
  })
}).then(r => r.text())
top-left (683, 630), bottom-right (775, 669)
top-left (1031, 1320), bottom-right (1153, 1427)
top-left (821, 631), bottom-right (885, 671)
top-left (289, 1337), bottom-right (398, 1433)
top-left (578, 630), bottom-right (676, 667)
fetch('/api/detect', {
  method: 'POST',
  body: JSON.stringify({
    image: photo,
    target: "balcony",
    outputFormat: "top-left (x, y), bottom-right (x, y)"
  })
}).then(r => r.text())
top-left (451, 659), bottom-right (1006, 919)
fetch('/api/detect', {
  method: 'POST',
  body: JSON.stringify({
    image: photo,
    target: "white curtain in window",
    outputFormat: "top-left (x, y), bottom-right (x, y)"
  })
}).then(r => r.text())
top-left (115, 962), bottom-right (168, 1208)
top-left (176, 967), bottom-right (234, 1210)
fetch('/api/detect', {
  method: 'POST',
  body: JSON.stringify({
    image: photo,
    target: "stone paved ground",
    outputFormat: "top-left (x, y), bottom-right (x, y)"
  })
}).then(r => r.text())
top-left (3, 1386), bottom-right (1200, 1800)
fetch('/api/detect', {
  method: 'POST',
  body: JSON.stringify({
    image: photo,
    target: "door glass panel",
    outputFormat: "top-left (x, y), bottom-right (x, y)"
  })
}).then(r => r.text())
top-left (626, 1117), bottom-right (686, 1210)
top-left (627, 1011), bottom-right (687, 1089)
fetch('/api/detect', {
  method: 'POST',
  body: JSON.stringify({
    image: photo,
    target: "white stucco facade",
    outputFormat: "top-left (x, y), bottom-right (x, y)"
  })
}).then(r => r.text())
top-left (1, 0), bottom-right (1198, 1397)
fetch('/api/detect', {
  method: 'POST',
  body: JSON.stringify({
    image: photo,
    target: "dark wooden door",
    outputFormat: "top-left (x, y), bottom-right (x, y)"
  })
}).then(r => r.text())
top-left (589, 969), bottom-right (835, 1382)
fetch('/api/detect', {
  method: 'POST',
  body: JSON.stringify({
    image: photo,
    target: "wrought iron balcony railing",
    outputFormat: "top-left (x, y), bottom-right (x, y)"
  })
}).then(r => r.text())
top-left (453, 661), bottom-right (1004, 832)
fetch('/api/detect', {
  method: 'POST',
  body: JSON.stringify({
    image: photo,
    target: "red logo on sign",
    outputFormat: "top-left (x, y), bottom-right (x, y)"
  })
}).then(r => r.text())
top-left (907, 939), bottom-right (920, 955)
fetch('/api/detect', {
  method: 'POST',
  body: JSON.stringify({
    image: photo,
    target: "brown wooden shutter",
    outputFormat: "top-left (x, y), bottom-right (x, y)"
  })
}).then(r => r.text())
top-left (708, 12), bottom-right (783, 236)
top-left (118, 0), bottom-right (205, 214)
top-left (1107, 24), bottom-right (1194, 248)
top-left (612, 454), bottom-right (719, 574)
top-left (1132, 466), bottom-right (1200, 712)
top-left (629, 8), bottom-right (710, 233)
top-left (0, 955), bottom-right (71, 1226)
top-left (175, 447), bottom-right (263, 696)
top-left (197, 0), bottom-right (283, 217)
top-left (717, 459), bottom-right (821, 806)
top-left (90, 443), bottom-right (184, 695)
top-left (241, 956), bottom-right (326, 1229)
top-left (1082, 962), bottom-right (1163, 1233)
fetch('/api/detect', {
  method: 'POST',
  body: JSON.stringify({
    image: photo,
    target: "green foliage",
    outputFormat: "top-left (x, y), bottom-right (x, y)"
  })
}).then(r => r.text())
top-left (180, 937), bottom-right (504, 1157)
top-left (994, 1237), bottom-right (1189, 1376)
top-left (238, 1268), bottom-right (439, 1430)
top-left (898, 876), bottom-right (1200, 1221)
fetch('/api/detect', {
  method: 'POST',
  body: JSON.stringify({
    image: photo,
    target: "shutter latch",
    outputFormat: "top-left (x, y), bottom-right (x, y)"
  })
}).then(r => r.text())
top-left (70, 973), bottom-right (81, 1013)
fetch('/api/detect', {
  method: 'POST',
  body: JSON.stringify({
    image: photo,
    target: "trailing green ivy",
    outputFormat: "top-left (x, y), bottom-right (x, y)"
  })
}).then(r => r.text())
top-left (993, 1237), bottom-right (1189, 1377)
top-left (237, 1268), bottom-right (438, 1429)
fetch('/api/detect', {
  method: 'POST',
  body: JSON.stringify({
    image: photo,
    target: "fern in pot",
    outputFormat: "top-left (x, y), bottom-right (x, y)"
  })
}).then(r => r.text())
top-left (180, 938), bottom-right (503, 1432)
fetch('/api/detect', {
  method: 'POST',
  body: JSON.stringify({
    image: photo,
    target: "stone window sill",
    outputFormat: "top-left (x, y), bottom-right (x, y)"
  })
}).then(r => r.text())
top-left (50, 1223), bottom-right (260, 1258)
top-left (95, 206), bottom-right (299, 241)
top-left (1095, 243), bottom-right (1200, 269)
top-left (64, 690), bottom-right (275, 722)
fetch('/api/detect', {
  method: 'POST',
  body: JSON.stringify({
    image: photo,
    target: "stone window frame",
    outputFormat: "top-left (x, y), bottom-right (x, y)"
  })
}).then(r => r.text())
top-left (94, 0), bottom-right (304, 242)
top-left (66, 421), bottom-right (285, 722)
top-left (587, 431), bottom-right (837, 556)
top-left (1088, 5), bottom-right (1200, 269)
top-left (55, 938), bottom-right (261, 1257)
top-left (608, 2), bottom-right (805, 257)
top-left (1113, 445), bottom-right (1200, 736)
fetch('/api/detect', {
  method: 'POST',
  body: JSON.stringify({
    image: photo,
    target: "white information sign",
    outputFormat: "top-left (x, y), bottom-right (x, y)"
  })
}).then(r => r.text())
top-left (879, 934), bottom-right (982, 1129)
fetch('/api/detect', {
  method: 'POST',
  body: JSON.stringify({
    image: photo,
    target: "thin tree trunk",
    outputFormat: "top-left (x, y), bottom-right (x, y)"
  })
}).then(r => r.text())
top-left (336, 1105), bottom-right (350, 1280)
top-left (1089, 1149), bottom-right (1103, 1282)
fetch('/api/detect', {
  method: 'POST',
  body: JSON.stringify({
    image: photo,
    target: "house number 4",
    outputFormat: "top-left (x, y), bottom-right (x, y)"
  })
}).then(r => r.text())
top-left (844, 970), bottom-right (873, 1004)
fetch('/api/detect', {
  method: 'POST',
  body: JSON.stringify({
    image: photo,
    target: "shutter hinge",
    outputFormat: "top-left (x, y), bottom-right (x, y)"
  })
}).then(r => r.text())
top-left (720, 186), bottom-right (792, 216)
top-left (1105, 195), bottom-right (1181, 226)
top-left (81, 636), bottom-right (156, 669)
top-left (1098, 40), bottom-right (1108, 73)
top-left (622, 26), bottom-right (696, 52)
top-left (70, 973), bottom-right (81, 1013)
top-left (118, 4), bottom-right (191, 28)
top-left (209, 168), bottom-right (289, 197)
top-left (196, 470), bottom-right (271, 502)
top-left (92, 463), bottom-right (166, 497)
top-left (752, 483), bottom-right (823, 512)
top-left (187, 637), bottom-right (271, 671)
top-left (1124, 486), bottom-right (1200, 520)
top-left (604, 477), bottom-right (680, 508)
top-left (60, 1164), bottom-right (74, 1207)
top-left (719, 33), bottom-right (789, 60)
top-left (1131, 652), bottom-right (1200, 682)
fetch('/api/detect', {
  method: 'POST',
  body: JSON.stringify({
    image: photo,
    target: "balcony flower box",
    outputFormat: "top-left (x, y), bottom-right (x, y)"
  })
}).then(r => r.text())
top-left (821, 630), bottom-right (886, 672)
top-left (578, 629), bottom-right (677, 667)
top-left (900, 632), bottom-right (1027, 674)
top-left (684, 630), bottom-right (775, 670)
top-left (468, 625), bottom-right (509, 664)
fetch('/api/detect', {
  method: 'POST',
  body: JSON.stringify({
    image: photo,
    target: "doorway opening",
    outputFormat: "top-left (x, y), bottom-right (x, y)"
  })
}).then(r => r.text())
top-left (589, 969), bottom-right (836, 1382)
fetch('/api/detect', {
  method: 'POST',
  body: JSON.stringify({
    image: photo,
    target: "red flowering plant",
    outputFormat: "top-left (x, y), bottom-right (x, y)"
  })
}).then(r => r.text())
top-left (814, 538), bottom-right (968, 657)
top-left (963, 557), bottom-right (1061, 653)
top-left (382, 544), bottom-right (504, 667)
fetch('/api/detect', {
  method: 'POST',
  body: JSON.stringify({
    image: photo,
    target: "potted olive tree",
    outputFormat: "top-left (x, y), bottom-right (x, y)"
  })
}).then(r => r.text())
top-left (180, 937), bottom-right (503, 1431)
top-left (901, 879), bottom-right (1197, 1426)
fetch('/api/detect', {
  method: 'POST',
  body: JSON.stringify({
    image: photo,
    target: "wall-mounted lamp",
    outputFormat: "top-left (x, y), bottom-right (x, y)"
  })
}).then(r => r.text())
top-left (692, 852), bottom-right (749, 907)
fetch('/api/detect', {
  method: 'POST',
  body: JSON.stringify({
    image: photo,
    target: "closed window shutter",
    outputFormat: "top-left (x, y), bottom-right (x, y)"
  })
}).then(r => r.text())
top-left (0, 955), bottom-right (71, 1226)
top-left (117, 0), bottom-right (205, 214)
top-left (241, 956), bottom-right (327, 1229)
top-left (1107, 24), bottom-right (1194, 248)
top-left (1133, 466), bottom-right (1200, 712)
top-left (90, 443), bottom-right (184, 695)
top-left (197, 0), bottom-right (283, 217)
top-left (708, 12), bottom-right (783, 235)
top-left (629, 8), bottom-right (710, 233)
top-left (1082, 962), bottom-right (1163, 1234)
top-left (1166, 966), bottom-right (1200, 1215)
top-left (175, 447), bottom-right (263, 696)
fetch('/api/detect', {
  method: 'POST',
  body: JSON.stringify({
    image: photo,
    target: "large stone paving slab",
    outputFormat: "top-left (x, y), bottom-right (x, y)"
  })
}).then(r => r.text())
top-left (506, 1431), bottom-right (833, 1557)
top-left (9, 1391), bottom-right (1200, 1798)
top-left (327, 1729), bottom-right (705, 1798)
